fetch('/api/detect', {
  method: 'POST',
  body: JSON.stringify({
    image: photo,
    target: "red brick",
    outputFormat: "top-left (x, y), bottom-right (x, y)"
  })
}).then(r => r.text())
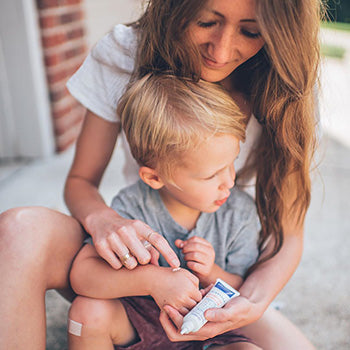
top-left (49, 85), bottom-right (70, 102)
top-left (47, 69), bottom-right (70, 84)
top-left (37, 0), bottom-right (82, 10)
top-left (66, 26), bottom-right (85, 40)
top-left (56, 117), bottom-right (84, 152)
top-left (42, 32), bottom-right (66, 48)
top-left (39, 15), bottom-right (58, 28)
top-left (52, 100), bottom-right (80, 118)
top-left (37, 0), bottom-right (86, 153)
top-left (44, 51), bottom-right (62, 66)
top-left (64, 45), bottom-right (85, 59)
top-left (54, 106), bottom-right (84, 134)
top-left (60, 10), bottom-right (84, 24)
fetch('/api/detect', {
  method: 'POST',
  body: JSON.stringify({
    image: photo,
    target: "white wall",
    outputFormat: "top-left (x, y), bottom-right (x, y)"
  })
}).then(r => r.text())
top-left (84, 0), bottom-right (143, 48)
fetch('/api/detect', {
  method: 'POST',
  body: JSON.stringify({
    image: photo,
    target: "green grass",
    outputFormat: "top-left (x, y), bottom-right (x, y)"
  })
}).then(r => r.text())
top-left (321, 43), bottom-right (346, 59)
top-left (321, 21), bottom-right (350, 32)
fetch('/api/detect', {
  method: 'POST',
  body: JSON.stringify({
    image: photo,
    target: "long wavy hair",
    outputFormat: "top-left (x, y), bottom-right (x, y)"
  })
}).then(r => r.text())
top-left (131, 0), bottom-right (325, 271)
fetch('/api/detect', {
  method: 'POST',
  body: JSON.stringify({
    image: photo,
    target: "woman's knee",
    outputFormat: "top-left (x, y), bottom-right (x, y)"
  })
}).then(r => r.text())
top-left (0, 207), bottom-right (51, 260)
top-left (0, 207), bottom-right (84, 286)
top-left (69, 296), bottom-right (118, 337)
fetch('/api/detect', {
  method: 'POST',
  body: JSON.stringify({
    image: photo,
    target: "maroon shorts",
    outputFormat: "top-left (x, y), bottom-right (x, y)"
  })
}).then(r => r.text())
top-left (114, 296), bottom-right (251, 350)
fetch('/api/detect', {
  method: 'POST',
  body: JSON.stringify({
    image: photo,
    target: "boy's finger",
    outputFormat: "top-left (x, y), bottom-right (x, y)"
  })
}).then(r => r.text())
top-left (181, 241), bottom-right (211, 254)
top-left (183, 251), bottom-right (207, 263)
top-left (200, 284), bottom-right (213, 296)
top-left (162, 305), bottom-right (184, 329)
top-left (174, 239), bottom-right (185, 248)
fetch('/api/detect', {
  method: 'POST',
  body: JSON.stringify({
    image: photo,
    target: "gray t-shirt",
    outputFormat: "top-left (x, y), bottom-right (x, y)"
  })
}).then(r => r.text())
top-left (111, 180), bottom-right (260, 277)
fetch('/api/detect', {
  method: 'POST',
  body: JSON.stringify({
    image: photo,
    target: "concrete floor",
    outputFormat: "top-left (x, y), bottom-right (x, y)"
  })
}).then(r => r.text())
top-left (0, 5), bottom-right (349, 349)
top-left (1, 132), bottom-right (347, 350)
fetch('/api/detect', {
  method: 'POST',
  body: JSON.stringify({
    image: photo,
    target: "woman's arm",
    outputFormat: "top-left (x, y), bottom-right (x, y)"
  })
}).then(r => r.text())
top-left (64, 110), bottom-right (180, 269)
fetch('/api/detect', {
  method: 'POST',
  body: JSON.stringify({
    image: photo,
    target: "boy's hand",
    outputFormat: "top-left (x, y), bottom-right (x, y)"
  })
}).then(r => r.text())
top-left (175, 237), bottom-right (215, 279)
top-left (150, 267), bottom-right (202, 313)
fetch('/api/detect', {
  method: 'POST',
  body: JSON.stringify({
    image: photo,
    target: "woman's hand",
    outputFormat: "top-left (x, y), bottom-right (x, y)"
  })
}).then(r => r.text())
top-left (159, 294), bottom-right (263, 342)
top-left (84, 206), bottom-right (180, 270)
top-left (175, 237), bottom-right (215, 280)
top-left (151, 268), bottom-right (202, 313)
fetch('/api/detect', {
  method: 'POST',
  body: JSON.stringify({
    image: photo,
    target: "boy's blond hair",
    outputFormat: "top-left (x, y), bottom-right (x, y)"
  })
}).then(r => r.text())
top-left (118, 73), bottom-right (247, 179)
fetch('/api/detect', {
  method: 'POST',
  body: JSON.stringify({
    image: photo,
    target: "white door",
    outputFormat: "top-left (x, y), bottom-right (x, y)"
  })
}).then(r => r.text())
top-left (0, 0), bottom-right (55, 159)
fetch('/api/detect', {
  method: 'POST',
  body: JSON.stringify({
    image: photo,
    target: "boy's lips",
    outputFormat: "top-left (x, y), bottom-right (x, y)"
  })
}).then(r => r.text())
top-left (215, 197), bottom-right (228, 206)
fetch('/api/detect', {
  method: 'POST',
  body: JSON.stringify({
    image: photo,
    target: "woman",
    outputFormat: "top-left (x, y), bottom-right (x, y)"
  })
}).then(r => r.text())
top-left (0, 0), bottom-right (323, 349)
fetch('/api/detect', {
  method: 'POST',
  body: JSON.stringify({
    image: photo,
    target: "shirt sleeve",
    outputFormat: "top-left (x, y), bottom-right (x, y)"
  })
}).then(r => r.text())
top-left (66, 24), bottom-right (137, 123)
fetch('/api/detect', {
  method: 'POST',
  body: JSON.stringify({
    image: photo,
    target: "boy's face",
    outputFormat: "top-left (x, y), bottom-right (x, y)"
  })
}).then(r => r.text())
top-left (158, 134), bottom-right (240, 216)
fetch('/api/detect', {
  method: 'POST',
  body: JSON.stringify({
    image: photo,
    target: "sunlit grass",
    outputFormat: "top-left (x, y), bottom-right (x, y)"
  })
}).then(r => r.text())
top-left (321, 21), bottom-right (350, 32)
top-left (321, 43), bottom-right (346, 59)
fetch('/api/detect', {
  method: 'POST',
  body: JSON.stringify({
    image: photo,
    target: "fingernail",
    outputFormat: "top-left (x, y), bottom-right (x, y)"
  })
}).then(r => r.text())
top-left (172, 259), bottom-right (180, 267)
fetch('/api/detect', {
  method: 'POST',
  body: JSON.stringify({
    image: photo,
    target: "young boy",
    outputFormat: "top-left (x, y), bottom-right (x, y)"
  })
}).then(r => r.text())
top-left (68, 74), bottom-right (261, 350)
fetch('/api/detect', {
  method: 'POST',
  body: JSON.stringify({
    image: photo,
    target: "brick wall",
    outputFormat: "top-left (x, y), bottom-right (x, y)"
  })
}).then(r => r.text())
top-left (36, 0), bottom-right (88, 152)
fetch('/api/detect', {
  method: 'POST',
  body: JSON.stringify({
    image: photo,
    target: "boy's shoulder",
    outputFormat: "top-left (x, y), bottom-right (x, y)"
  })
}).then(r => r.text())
top-left (114, 180), bottom-right (151, 203)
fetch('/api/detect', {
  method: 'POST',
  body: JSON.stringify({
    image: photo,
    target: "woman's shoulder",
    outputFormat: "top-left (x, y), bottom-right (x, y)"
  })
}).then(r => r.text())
top-left (91, 23), bottom-right (138, 73)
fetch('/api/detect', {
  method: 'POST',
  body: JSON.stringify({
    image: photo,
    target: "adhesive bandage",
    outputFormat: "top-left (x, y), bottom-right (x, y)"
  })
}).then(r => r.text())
top-left (68, 319), bottom-right (83, 337)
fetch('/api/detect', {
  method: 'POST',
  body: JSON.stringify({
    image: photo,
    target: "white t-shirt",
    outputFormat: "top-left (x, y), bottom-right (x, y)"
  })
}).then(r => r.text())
top-left (67, 24), bottom-right (262, 188)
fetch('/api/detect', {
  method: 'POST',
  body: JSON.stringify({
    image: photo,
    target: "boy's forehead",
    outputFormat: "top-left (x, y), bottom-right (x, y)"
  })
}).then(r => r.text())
top-left (176, 134), bottom-right (240, 172)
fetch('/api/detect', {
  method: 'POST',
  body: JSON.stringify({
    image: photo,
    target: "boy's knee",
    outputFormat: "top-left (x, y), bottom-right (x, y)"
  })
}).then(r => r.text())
top-left (69, 296), bottom-right (115, 337)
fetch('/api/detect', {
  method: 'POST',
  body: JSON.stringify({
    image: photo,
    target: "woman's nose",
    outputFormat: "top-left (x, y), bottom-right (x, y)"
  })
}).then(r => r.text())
top-left (208, 28), bottom-right (236, 63)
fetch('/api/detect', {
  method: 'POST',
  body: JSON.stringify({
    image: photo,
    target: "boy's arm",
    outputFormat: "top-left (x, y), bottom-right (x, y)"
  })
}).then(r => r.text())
top-left (70, 244), bottom-right (203, 310)
top-left (70, 243), bottom-right (155, 298)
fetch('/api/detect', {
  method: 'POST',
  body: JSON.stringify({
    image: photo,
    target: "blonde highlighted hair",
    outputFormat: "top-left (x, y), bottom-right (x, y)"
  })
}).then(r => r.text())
top-left (118, 73), bottom-right (246, 179)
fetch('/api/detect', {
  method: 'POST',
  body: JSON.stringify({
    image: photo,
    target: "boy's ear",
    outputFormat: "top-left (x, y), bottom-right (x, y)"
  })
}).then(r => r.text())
top-left (139, 166), bottom-right (164, 189)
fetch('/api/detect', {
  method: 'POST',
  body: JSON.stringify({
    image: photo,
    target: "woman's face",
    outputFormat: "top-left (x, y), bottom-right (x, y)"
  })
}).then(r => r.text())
top-left (188, 0), bottom-right (265, 83)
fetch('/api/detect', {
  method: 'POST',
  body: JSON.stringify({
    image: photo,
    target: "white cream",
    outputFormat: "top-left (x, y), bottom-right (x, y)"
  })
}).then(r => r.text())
top-left (181, 278), bottom-right (240, 335)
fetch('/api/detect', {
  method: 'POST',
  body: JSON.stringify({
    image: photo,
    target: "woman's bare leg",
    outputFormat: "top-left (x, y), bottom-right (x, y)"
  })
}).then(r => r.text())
top-left (0, 207), bottom-right (85, 350)
top-left (238, 306), bottom-right (316, 350)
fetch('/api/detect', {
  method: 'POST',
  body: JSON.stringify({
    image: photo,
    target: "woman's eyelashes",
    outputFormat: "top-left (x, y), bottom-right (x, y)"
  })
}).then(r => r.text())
top-left (196, 21), bottom-right (261, 39)
top-left (197, 20), bottom-right (217, 28)
top-left (241, 28), bottom-right (261, 39)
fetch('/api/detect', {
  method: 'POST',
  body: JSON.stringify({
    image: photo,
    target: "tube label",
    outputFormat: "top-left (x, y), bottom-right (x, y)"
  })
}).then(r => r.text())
top-left (180, 278), bottom-right (240, 334)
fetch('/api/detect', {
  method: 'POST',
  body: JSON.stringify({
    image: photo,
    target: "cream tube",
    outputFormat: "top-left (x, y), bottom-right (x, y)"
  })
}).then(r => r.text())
top-left (180, 278), bottom-right (240, 335)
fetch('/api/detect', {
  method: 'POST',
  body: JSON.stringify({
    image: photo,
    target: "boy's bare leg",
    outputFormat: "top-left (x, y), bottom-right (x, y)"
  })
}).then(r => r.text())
top-left (0, 207), bottom-right (85, 350)
top-left (238, 307), bottom-right (316, 350)
top-left (68, 297), bottom-right (137, 350)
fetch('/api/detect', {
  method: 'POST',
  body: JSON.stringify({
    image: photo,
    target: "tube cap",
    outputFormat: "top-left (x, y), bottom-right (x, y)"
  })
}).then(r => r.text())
top-left (180, 320), bottom-right (194, 335)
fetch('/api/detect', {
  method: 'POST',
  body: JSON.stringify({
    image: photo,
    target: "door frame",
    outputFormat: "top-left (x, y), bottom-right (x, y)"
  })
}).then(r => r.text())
top-left (0, 0), bottom-right (55, 159)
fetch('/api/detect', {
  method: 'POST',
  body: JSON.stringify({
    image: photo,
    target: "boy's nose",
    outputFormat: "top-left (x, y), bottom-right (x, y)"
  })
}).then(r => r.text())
top-left (219, 165), bottom-right (235, 190)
